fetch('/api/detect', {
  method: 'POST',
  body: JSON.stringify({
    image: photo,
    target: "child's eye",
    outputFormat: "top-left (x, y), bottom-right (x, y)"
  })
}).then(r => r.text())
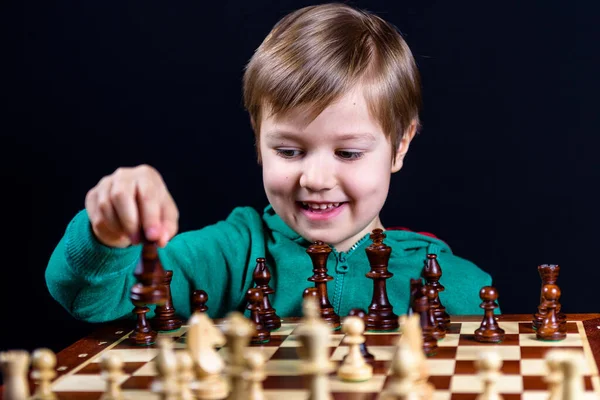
top-left (336, 150), bottom-right (364, 160)
top-left (275, 149), bottom-right (303, 158)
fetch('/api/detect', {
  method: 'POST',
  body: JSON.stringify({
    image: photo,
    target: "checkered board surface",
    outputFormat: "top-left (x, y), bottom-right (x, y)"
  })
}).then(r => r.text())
top-left (46, 318), bottom-right (600, 400)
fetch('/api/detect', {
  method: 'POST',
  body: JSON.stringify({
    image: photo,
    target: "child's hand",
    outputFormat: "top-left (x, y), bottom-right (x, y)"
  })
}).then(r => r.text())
top-left (84, 165), bottom-right (179, 248)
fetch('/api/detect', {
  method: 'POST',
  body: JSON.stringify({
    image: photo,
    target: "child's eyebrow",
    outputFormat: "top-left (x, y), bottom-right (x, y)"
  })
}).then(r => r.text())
top-left (265, 131), bottom-right (377, 143)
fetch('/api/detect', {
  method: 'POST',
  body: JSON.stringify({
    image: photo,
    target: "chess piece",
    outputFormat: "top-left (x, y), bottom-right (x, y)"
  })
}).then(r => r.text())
top-left (397, 314), bottom-right (435, 399)
top-left (191, 289), bottom-right (209, 313)
top-left (30, 348), bottom-right (57, 400)
top-left (407, 278), bottom-right (423, 316)
top-left (537, 284), bottom-right (567, 341)
top-left (130, 240), bottom-right (167, 306)
top-left (337, 316), bottom-right (373, 382)
top-left (306, 241), bottom-right (341, 330)
top-left (533, 264), bottom-right (566, 330)
top-left (474, 286), bottom-right (505, 343)
top-left (423, 285), bottom-right (446, 340)
top-left (295, 297), bottom-right (335, 400)
top-left (151, 270), bottom-right (183, 332)
top-left (411, 294), bottom-right (438, 356)
top-left (380, 340), bottom-right (420, 400)
top-left (560, 351), bottom-right (585, 400)
top-left (151, 337), bottom-right (180, 400)
top-left (99, 353), bottom-right (127, 400)
top-left (253, 257), bottom-right (282, 331)
top-left (365, 229), bottom-right (399, 331)
top-left (243, 351), bottom-right (267, 400)
top-left (344, 308), bottom-right (375, 363)
top-left (176, 351), bottom-right (195, 400)
top-left (0, 350), bottom-right (31, 400)
top-left (129, 305), bottom-right (157, 346)
top-left (545, 350), bottom-right (567, 400)
top-left (421, 254), bottom-right (451, 329)
top-left (475, 351), bottom-right (504, 400)
top-left (222, 311), bottom-right (255, 400)
top-left (186, 312), bottom-right (228, 399)
top-left (246, 288), bottom-right (271, 344)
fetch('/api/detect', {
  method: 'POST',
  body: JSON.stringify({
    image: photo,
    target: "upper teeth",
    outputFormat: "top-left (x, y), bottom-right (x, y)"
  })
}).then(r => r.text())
top-left (302, 202), bottom-right (340, 209)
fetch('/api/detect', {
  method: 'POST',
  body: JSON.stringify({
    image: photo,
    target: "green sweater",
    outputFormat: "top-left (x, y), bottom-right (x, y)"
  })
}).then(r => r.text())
top-left (45, 205), bottom-right (493, 323)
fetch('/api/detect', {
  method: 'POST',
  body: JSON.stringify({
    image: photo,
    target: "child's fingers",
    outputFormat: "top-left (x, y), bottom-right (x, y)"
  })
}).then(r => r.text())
top-left (95, 177), bottom-right (126, 237)
top-left (159, 194), bottom-right (179, 247)
top-left (136, 178), bottom-right (162, 242)
top-left (110, 178), bottom-right (139, 239)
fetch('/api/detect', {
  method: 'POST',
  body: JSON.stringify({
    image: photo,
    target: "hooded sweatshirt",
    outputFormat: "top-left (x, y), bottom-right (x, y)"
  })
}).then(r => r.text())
top-left (45, 205), bottom-right (494, 323)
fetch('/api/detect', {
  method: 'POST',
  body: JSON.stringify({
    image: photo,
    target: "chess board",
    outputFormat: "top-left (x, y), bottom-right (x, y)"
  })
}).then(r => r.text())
top-left (9, 314), bottom-right (600, 400)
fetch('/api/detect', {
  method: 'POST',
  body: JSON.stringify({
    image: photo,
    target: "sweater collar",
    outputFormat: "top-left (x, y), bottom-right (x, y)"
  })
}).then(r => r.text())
top-left (262, 204), bottom-right (372, 256)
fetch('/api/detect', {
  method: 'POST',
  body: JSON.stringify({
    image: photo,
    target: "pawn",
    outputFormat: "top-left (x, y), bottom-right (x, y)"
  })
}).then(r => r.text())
top-left (129, 305), bottom-right (157, 346)
top-left (344, 308), bottom-right (375, 363)
top-left (30, 348), bottom-right (57, 400)
top-left (303, 287), bottom-right (319, 301)
top-left (246, 288), bottom-right (271, 344)
top-left (380, 340), bottom-right (420, 400)
top-left (537, 284), bottom-right (567, 341)
top-left (191, 289), bottom-right (208, 313)
top-left (474, 286), bottom-right (505, 343)
top-left (337, 316), bottom-right (373, 382)
top-left (475, 351), bottom-right (504, 400)
top-left (253, 258), bottom-right (282, 331)
top-left (176, 351), bottom-right (194, 400)
top-left (99, 353), bottom-right (126, 400)
top-left (545, 350), bottom-right (567, 400)
top-left (151, 337), bottom-right (179, 400)
top-left (244, 351), bottom-right (267, 400)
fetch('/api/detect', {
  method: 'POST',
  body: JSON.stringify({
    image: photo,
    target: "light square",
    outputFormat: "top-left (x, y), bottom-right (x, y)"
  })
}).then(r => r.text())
top-left (271, 323), bottom-right (297, 336)
top-left (451, 374), bottom-right (523, 393)
top-left (426, 359), bottom-right (456, 375)
top-left (92, 348), bottom-right (158, 363)
top-left (456, 345), bottom-right (521, 361)
top-left (438, 334), bottom-right (460, 347)
top-left (264, 390), bottom-right (308, 400)
top-left (52, 374), bottom-right (127, 392)
top-left (264, 359), bottom-right (303, 376)
top-left (280, 334), bottom-right (344, 347)
top-left (330, 345), bottom-right (396, 361)
top-left (519, 333), bottom-right (583, 347)
top-left (328, 374), bottom-right (386, 392)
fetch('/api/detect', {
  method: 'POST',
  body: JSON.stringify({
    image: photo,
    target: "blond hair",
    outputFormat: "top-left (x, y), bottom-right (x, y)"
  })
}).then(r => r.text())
top-left (243, 3), bottom-right (422, 162)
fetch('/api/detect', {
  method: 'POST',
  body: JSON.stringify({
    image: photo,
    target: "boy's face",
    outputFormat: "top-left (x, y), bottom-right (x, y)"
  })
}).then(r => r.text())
top-left (259, 86), bottom-right (414, 252)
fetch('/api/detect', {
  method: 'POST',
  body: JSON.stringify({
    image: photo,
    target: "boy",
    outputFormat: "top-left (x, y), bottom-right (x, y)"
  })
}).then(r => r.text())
top-left (46, 3), bottom-right (493, 323)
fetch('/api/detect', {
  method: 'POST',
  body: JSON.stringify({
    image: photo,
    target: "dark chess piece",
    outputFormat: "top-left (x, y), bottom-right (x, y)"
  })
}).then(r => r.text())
top-left (364, 229), bottom-right (399, 331)
top-left (423, 285), bottom-right (446, 341)
top-left (129, 305), bottom-right (157, 346)
top-left (407, 278), bottom-right (423, 316)
top-left (130, 241), bottom-right (167, 306)
top-left (343, 308), bottom-right (375, 364)
top-left (411, 294), bottom-right (438, 356)
top-left (474, 286), bottom-right (505, 343)
top-left (533, 264), bottom-right (566, 330)
top-left (421, 254), bottom-right (451, 329)
top-left (306, 241), bottom-right (341, 330)
top-left (536, 284), bottom-right (567, 341)
top-left (253, 258), bottom-right (282, 331)
top-left (191, 289), bottom-right (208, 313)
top-left (151, 270), bottom-right (182, 332)
top-left (246, 288), bottom-right (271, 344)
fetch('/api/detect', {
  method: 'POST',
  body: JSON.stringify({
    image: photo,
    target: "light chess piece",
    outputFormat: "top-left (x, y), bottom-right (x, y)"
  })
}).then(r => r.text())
top-left (31, 348), bottom-right (58, 400)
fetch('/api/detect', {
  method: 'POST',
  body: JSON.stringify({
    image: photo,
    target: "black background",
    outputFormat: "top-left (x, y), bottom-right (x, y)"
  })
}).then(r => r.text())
top-left (2, 0), bottom-right (600, 360)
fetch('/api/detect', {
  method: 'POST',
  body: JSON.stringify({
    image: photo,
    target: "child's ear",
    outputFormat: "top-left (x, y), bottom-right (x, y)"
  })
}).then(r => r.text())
top-left (391, 120), bottom-right (418, 173)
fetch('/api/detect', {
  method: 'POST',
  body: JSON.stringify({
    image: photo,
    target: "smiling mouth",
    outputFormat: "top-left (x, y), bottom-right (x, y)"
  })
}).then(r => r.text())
top-left (298, 202), bottom-right (345, 211)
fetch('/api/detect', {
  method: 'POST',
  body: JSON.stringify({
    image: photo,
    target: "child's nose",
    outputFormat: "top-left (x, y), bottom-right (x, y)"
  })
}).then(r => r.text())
top-left (299, 156), bottom-right (336, 191)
